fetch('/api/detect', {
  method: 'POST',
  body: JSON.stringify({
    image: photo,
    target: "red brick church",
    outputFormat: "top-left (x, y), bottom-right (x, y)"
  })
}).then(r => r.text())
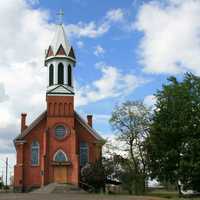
top-left (13, 23), bottom-right (104, 192)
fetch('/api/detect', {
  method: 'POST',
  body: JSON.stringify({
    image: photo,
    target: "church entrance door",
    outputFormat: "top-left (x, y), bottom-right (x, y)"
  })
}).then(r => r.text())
top-left (54, 166), bottom-right (67, 183)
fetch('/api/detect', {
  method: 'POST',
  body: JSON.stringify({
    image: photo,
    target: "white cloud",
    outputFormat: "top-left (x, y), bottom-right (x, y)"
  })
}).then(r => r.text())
top-left (65, 8), bottom-right (125, 39)
top-left (106, 8), bottom-right (125, 22)
top-left (94, 45), bottom-right (105, 56)
top-left (65, 21), bottom-right (110, 38)
top-left (27, 0), bottom-right (39, 5)
top-left (0, 0), bottom-right (52, 153)
top-left (0, 1), bottom-right (143, 159)
top-left (0, 83), bottom-right (9, 103)
top-left (75, 63), bottom-right (147, 107)
top-left (135, 0), bottom-right (200, 74)
top-left (143, 94), bottom-right (156, 108)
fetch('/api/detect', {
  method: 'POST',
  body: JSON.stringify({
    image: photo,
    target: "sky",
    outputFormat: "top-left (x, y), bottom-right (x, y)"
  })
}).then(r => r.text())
top-left (1, 0), bottom-right (200, 181)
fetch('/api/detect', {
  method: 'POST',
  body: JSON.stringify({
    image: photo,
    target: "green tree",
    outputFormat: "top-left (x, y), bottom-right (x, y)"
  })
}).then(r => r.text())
top-left (147, 73), bottom-right (200, 194)
top-left (81, 160), bottom-right (106, 193)
top-left (110, 101), bottom-right (151, 194)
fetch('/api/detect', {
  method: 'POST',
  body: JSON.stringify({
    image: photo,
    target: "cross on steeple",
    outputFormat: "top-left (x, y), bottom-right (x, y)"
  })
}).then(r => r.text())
top-left (57, 9), bottom-right (64, 25)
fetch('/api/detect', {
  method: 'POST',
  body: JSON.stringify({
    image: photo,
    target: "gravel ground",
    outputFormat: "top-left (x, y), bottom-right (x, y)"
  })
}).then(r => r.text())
top-left (0, 193), bottom-right (165, 200)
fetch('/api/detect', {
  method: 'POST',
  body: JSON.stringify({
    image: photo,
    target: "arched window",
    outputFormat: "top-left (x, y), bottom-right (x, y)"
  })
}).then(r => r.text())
top-left (54, 150), bottom-right (68, 162)
top-left (31, 141), bottom-right (39, 165)
top-left (49, 64), bottom-right (54, 86)
top-left (68, 65), bottom-right (72, 87)
top-left (80, 142), bottom-right (89, 167)
top-left (58, 63), bottom-right (64, 84)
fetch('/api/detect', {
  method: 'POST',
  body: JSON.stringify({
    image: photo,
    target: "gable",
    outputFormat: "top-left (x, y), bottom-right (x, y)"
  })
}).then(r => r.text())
top-left (46, 46), bottom-right (54, 58)
top-left (75, 112), bottom-right (104, 142)
top-left (14, 111), bottom-right (104, 144)
top-left (47, 85), bottom-right (74, 95)
top-left (14, 111), bottom-right (47, 142)
top-left (56, 44), bottom-right (67, 56)
top-left (68, 47), bottom-right (76, 59)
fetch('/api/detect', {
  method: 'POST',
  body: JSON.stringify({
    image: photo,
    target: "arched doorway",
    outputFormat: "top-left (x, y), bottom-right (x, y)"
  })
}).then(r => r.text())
top-left (53, 150), bottom-right (69, 183)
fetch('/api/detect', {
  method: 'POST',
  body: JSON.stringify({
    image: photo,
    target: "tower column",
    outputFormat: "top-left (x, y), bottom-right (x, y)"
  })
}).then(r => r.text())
top-left (71, 66), bottom-right (74, 87)
top-left (64, 63), bottom-right (67, 85)
top-left (54, 62), bottom-right (58, 85)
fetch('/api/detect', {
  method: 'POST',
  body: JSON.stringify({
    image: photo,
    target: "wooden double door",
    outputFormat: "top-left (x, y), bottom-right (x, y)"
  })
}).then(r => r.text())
top-left (54, 166), bottom-right (67, 183)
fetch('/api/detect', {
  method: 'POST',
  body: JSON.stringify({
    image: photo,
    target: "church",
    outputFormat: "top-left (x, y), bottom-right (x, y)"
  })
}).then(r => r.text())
top-left (13, 22), bottom-right (104, 192)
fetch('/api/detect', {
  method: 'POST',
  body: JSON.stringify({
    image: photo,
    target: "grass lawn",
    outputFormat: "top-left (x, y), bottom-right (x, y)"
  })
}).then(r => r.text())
top-left (147, 189), bottom-right (200, 200)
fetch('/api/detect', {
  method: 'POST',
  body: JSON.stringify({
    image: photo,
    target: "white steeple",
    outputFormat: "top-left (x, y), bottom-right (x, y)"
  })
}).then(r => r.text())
top-left (45, 24), bottom-right (76, 64)
top-left (45, 23), bottom-right (76, 96)
top-left (50, 25), bottom-right (71, 56)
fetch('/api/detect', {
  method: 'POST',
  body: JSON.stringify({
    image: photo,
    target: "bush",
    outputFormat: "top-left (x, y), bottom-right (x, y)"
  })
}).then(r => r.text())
top-left (81, 160), bottom-right (106, 193)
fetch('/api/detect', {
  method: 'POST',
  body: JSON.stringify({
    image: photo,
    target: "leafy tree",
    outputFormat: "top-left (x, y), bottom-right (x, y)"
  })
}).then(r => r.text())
top-left (81, 160), bottom-right (106, 193)
top-left (0, 181), bottom-right (4, 190)
top-left (147, 73), bottom-right (200, 194)
top-left (110, 101), bottom-right (151, 194)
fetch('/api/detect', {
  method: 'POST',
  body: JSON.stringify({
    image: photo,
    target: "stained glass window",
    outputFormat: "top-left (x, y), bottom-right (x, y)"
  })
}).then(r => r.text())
top-left (31, 141), bottom-right (39, 165)
top-left (54, 150), bottom-right (67, 162)
top-left (55, 125), bottom-right (66, 139)
top-left (80, 142), bottom-right (88, 167)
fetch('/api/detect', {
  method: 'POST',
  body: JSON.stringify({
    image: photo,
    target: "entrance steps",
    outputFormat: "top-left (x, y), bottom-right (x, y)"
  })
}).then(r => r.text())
top-left (31, 183), bottom-right (86, 194)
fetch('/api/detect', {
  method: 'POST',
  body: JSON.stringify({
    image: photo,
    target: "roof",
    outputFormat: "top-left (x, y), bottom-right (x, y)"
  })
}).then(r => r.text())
top-left (75, 111), bottom-right (105, 142)
top-left (45, 24), bottom-right (76, 63)
top-left (14, 110), bottom-right (104, 143)
top-left (14, 111), bottom-right (47, 142)
top-left (51, 24), bottom-right (71, 55)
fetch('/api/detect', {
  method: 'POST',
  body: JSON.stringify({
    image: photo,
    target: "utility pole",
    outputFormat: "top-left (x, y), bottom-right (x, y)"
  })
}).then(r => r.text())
top-left (5, 158), bottom-right (8, 192)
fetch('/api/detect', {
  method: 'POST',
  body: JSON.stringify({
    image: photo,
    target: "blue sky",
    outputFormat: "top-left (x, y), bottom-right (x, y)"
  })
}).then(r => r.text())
top-left (0, 0), bottom-right (200, 178)
top-left (32, 0), bottom-right (168, 137)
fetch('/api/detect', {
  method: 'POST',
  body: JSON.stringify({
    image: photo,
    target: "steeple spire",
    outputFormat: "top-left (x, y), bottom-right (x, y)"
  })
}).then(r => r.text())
top-left (45, 19), bottom-right (76, 96)
top-left (45, 24), bottom-right (76, 63)
top-left (57, 9), bottom-right (64, 25)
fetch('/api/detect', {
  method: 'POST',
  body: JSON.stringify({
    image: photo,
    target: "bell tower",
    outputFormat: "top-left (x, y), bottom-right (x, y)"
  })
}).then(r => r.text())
top-left (44, 21), bottom-right (79, 186)
top-left (45, 24), bottom-right (76, 117)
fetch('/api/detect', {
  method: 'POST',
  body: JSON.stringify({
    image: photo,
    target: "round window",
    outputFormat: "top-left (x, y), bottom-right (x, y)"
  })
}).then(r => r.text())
top-left (55, 125), bottom-right (66, 139)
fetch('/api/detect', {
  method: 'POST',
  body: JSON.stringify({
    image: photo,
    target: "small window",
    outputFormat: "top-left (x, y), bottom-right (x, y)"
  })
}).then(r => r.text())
top-left (80, 142), bottom-right (89, 167)
top-left (68, 65), bottom-right (72, 87)
top-left (55, 125), bottom-right (66, 139)
top-left (54, 150), bottom-right (68, 162)
top-left (49, 64), bottom-right (54, 86)
top-left (31, 141), bottom-right (39, 165)
top-left (58, 63), bottom-right (64, 84)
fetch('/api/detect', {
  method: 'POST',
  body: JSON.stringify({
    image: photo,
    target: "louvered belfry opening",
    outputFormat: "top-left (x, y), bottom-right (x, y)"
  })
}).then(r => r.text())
top-left (58, 63), bottom-right (64, 84)
top-left (68, 65), bottom-right (72, 87)
top-left (49, 64), bottom-right (54, 86)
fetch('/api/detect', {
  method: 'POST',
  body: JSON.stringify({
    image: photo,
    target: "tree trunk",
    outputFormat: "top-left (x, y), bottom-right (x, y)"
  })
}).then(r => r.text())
top-left (177, 181), bottom-right (182, 197)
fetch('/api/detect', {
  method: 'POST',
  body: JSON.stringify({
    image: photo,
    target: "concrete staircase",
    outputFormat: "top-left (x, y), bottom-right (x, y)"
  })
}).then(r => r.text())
top-left (31, 183), bottom-right (86, 194)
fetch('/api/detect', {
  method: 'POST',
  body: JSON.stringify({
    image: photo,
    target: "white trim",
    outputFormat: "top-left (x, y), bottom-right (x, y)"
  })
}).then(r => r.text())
top-left (64, 62), bottom-right (67, 84)
top-left (54, 61), bottom-right (58, 84)
top-left (53, 149), bottom-right (69, 162)
top-left (47, 93), bottom-right (74, 96)
top-left (71, 65), bottom-right (74, 87)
